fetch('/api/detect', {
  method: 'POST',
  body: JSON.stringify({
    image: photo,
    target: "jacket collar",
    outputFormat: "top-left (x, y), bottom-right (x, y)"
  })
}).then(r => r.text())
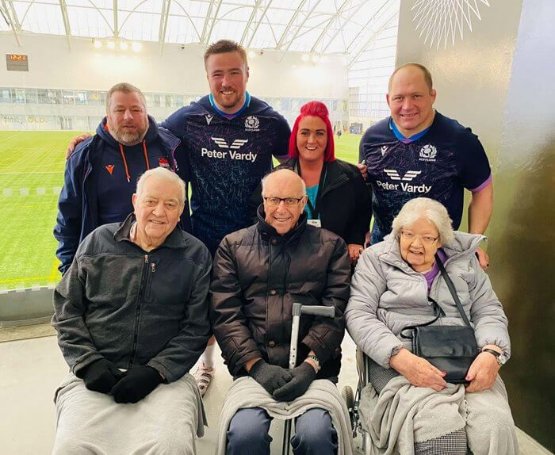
top-left (114, 213), bottom-right (187, 250)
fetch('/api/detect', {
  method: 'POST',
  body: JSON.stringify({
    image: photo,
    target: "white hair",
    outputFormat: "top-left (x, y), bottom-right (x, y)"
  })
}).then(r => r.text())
top-left (391, 198), bottom-right (454, 245)
top-left (135, 167), bottom-right (185, 205)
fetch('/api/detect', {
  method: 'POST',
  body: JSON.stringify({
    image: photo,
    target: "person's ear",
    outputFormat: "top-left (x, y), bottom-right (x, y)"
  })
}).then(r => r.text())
top-left (132, 193), bottom-right (138, 211)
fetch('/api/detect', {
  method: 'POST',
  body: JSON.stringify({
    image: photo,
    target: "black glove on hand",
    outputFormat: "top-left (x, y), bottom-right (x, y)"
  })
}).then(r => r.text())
top-left (249, 360), bottom-right (293, 395)
top-left (111, 366), bottom-right (162, 404)
top-left (76, 358), bottom-right (123, 394)
top-left (273, 362), bottom-right (316, 402)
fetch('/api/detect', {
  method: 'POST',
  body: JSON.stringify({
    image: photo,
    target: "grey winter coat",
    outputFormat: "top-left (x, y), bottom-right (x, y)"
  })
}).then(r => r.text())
top-left (53, 214), bottom-right (212, 383)
top-left (345, 232), bottom-right (510, 368)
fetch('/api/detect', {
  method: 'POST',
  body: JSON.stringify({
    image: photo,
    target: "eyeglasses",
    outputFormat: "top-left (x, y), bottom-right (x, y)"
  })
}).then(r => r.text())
top-left (400, 230), bottom-right (438, 246)
top-left (263, 196), bottom-right (304, 207)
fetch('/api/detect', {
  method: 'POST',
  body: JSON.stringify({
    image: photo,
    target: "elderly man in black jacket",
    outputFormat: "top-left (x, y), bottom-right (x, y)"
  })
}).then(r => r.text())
top-left (52, 167), bottom-right (211, 455)
top-left (211, 169), bottom-right (351, 455)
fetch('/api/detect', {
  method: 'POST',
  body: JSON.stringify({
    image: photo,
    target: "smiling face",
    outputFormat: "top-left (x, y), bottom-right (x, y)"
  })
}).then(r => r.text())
top-left (106, 90), bottom-right (148, 145)
top-left (399, 217), bottom-right (441, 272)
top-left (132, 174), bottom-right (184, 250)
top-left (387, 65), bottom-right (436, 137)
top-left (205, 51), bottom-right (249, 114)
top-left (296, 115), bottom-right (328, 164)
top-left (262, 170), bottom-right (306, 235)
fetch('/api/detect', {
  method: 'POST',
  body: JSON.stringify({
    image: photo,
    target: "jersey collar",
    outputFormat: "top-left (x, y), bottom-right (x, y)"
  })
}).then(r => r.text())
top-left (389, 117), bottom-right (431, 144)
top-left (209, 92), bottom-right (251, 119)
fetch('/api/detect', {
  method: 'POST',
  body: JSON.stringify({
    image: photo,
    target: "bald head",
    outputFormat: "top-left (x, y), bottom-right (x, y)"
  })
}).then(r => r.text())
top-left (388, 63), bottom-right (433, 92)
top-left (386, 63), bottom-right (437, 137)
top-left (261, 169), bottom-right (307, 235)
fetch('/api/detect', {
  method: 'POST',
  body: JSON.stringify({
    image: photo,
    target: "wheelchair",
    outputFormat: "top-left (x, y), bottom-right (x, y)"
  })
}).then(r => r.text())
top-left (342, 348), bottom-right (373, 455)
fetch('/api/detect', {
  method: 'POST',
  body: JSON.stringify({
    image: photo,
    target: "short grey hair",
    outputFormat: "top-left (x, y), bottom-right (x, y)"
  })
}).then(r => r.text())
top-left (135, 167), bottom-right (185, 205)
top-left (261, 168), bottom-right (307, 196)
top-left (106, 82), bottom-right (146, 112)
top-left (391, 198), bottom-right (454, 245)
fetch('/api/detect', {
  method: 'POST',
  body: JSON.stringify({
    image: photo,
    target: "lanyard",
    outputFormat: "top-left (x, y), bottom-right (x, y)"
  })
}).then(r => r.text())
top-left (297, 161), bottom-right (327, 219)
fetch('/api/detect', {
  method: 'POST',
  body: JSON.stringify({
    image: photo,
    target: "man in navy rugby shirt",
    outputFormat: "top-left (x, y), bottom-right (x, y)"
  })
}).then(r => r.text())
top-left (359, 63), bottom-right (493, 268)
top-left (161, 40), bottom-right (290, 394)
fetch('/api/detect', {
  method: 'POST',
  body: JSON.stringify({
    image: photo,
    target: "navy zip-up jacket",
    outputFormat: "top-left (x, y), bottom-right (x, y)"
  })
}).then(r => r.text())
top-left (53, 116), bottom-right (188, 274)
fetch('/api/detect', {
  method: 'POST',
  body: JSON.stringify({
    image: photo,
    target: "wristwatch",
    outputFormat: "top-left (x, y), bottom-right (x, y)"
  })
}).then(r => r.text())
top-left (306, 354), bottom-right (321, 371)
top-left (482, 347), bottom-right (507, 366)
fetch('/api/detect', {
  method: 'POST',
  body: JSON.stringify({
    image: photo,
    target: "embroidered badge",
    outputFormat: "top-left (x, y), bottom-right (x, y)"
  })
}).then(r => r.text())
top-left (158, 157), bottom-right (170, 169)
top-left (245, 116), bottom-right (260, 131)
top-left (105, 164), bottom-right (115, 175)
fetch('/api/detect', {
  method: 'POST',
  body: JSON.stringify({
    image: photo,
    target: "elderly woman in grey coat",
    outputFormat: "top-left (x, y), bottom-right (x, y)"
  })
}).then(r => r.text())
top-left (345, 197), bottom-right (517, 455)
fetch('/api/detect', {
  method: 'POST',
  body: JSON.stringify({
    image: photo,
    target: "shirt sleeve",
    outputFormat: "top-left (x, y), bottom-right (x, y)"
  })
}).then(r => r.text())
top-left (272, 116), bottom-right (291, 160)
top-left (455, 127), bottom-right (492, 191)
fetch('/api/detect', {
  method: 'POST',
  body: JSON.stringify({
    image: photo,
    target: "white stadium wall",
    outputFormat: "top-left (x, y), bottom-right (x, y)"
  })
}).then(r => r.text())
top-left (0, 33), bottom-right (349, 130)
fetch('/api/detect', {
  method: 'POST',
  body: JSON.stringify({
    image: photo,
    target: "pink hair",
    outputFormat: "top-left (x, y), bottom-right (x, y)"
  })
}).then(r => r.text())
top-left (288, 101), bottom-right (335, 162)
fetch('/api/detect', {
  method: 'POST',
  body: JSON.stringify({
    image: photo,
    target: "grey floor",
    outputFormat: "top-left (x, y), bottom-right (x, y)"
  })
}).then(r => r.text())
top-left (0, 325), bottom-right (550, 455)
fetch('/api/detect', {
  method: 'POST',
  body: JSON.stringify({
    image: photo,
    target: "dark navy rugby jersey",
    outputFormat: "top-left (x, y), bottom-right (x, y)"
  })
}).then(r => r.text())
top-left (162, 95), bottom-right (290, 254)
top-left (359, 111), bottom-right (491, 236)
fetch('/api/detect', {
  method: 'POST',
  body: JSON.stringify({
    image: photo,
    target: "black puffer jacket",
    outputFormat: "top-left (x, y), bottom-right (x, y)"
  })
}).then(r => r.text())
top-left (250, 158), bottom-right (372, 246)
top-left (210, 208), bottom-right (351, 380)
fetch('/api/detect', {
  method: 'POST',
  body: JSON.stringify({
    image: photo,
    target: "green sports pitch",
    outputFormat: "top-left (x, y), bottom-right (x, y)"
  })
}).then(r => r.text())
top-left (0, 130), bottom-right (361, 290)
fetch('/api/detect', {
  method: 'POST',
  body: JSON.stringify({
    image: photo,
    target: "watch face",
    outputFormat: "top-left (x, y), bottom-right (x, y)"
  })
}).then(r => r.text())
top-left (498, 354), bottom-right (508, 365)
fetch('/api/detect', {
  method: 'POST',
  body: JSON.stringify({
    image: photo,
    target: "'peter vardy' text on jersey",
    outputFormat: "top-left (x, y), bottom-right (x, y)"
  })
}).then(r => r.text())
top-left (359, 112), bottom-right (491, 234)
top-left (162, 95), bottom-right (290, 253)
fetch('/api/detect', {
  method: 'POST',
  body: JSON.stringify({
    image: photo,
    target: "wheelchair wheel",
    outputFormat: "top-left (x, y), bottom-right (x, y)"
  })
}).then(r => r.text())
top-left (341, 385), bottom-right (356, 434)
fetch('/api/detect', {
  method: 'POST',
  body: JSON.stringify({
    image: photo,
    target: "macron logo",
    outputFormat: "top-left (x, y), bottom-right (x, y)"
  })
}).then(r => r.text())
top-left (384, 169), bottom-right (421, 181)
top-left (211, 137), bottom-right (249, 150)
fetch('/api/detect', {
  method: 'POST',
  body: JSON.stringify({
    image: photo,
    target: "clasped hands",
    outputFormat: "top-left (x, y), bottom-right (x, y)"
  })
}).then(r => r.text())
top-left (76, 358), bottom-right (162, 403)
top-left (249, 359), bottom-right (316, 402)
top-left (390, 348), bottom-right (499, 393)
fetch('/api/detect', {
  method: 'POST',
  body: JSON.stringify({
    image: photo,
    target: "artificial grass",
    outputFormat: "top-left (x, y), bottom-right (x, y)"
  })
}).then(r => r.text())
top-left (0, 131), bottom-right (83, 289)
top-left (0, 130), bottom-right (362, 290)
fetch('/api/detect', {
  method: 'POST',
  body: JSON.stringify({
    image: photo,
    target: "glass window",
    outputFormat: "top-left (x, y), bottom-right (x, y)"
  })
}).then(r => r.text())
top-left (62, 90), bottom-right (75, 105)
top-left (0, 88), bottom-right (12, 103)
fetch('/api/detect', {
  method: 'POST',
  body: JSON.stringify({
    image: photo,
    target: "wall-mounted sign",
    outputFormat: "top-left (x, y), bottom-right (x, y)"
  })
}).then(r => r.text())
top-left (6, 54), bottom-right (29, 71)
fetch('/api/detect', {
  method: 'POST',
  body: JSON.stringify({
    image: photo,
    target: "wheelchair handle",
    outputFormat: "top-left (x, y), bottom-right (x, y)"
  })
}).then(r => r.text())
top-left (292, 302), bottom-right (335, 318)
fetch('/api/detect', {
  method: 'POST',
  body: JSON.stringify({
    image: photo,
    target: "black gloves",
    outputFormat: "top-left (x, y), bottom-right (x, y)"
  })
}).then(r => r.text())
top-left (76, 358), bottom-right (123, 394)
top-left (273, 362), bottom-right (316, 402)
top-left (249, 360), bottom-right (293, 395)
top-left (111, 366), bottom-right (163, 403)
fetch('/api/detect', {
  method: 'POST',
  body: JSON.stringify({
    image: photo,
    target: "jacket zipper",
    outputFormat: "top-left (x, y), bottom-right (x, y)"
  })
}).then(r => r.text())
top-left (130, 254), bottom-right (149, 367)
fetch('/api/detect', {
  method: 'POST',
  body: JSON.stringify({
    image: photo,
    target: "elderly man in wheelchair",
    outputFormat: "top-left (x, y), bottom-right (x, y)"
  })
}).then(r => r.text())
top-left (345, 198), bottom-right (518, 455)
top-left (211, 169), bottom-right (354, 455)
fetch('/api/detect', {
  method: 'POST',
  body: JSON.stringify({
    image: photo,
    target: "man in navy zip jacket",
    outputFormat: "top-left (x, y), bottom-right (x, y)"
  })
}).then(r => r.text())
top-left (54, 82), bottom-right (188, 274)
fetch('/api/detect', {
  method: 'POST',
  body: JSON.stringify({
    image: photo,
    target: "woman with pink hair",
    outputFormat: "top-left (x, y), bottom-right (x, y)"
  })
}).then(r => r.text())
top-left (253, 101), bottom-right (371, 264)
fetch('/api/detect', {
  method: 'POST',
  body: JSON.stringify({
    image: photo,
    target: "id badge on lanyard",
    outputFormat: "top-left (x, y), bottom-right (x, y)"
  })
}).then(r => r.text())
top-left (307, 219), bottom-right (322, 228)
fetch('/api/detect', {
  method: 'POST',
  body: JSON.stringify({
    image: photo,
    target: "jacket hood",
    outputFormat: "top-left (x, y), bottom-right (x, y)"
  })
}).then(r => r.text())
top-left (96, 115), bottom-right (159, 147)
